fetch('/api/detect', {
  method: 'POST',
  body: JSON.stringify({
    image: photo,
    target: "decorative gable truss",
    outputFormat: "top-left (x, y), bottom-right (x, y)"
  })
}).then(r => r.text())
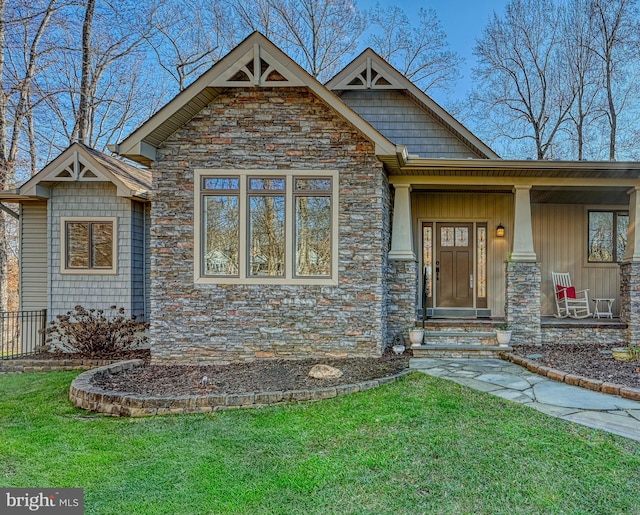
top-left (210, 42), bottom-right (306, 88)
top-left (112, 32), bottom-right (400, 167)
top-left (19, 143), bottom-right (151, 199)
top-left (327, 55), bottom-right (406, 90)
top-left (46, 153), bottom-right (109, 182)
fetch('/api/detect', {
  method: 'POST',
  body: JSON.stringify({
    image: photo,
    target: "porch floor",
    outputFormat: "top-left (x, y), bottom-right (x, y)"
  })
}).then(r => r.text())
top-left (414, 316), bottom-right (626, 329)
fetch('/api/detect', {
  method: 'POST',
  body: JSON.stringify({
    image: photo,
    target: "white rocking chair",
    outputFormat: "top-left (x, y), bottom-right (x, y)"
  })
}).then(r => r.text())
top-left (552, 272), bottom-right (591, 319)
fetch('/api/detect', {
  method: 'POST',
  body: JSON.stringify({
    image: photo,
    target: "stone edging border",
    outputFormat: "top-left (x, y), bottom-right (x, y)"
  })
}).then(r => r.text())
top-left (0, 358), bottom-right (125, 374)
top-left (69, 360), bottom-right (413, 417)
top-left (501, 352), bottom-right (640, 401)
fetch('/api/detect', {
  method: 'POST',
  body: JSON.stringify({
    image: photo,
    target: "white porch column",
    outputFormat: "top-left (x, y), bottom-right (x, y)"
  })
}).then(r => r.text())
top-left (510, 185), bottom-right (537, 261)
top-left (624, 186), bottom-right (640, 261)
top-left (389, 184), bottom-right (416, 260)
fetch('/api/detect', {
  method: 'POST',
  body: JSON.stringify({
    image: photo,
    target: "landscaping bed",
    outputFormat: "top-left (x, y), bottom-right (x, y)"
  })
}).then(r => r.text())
top-left (513, 343), bottom-right (640, 389)
top-left (91, 351), bottom-right (410, 395)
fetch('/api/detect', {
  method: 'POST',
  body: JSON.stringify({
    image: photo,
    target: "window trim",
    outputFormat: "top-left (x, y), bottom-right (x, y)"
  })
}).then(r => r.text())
top-left (586, 208), bottom-right (629, 265)
top-left (60, 216), bottom-right (118, 275)
top-left (194, 169), bottom-right (339, 285)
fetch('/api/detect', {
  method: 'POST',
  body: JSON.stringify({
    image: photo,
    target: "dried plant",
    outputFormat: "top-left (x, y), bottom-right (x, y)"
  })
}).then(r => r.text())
top-left (43, 305), bottom-right (149, 357)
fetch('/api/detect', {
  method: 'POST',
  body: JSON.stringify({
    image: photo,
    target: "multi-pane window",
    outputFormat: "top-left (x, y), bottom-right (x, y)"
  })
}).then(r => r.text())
top-left (62, 218), bottom-right (116, 272)
top-left (588, 210), bottom-right (629, 263)
top-left (294, 178), bottom-right (331, 277)
top-left (197, 171), bottom-right (336, 283)
top-left (202, 177), bottom-right (239, 275)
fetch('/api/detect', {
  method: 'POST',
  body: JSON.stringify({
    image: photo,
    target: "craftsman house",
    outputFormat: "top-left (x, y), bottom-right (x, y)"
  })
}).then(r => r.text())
top-left (3, 32), bottom-right (640, 364)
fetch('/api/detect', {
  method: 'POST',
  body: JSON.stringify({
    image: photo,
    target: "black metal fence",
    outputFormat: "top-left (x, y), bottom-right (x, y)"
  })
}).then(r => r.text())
top-left (0, 310), bottom-right (47, 359)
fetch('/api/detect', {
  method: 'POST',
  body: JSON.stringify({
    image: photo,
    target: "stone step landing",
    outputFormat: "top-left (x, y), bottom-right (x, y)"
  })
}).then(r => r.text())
top-left (412, 343), bottom-right (512, 359)
top-left (412, 328), bottom-right (511, 358)
top-left (423, 330), bottom-right (497, 346)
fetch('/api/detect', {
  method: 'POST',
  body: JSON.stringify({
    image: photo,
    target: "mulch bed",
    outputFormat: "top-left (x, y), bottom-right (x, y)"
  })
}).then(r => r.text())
top-left (29, 343), bottom-right (640, 394)
top-left (92, 351), bottom-right (410, 396)
top-left (513, 343), bottom-right (640, 389)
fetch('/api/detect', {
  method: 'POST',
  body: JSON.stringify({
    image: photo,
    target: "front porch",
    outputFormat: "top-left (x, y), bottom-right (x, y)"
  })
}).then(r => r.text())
top-left (385, 161), bottom-right (640, 352)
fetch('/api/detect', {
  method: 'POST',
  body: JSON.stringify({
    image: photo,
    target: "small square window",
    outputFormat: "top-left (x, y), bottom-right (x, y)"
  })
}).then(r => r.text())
top-left (61, 217), bottom-right (117, 274)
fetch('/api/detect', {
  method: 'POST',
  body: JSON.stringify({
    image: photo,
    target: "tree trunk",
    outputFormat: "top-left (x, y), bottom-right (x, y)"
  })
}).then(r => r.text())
top-left (77, 0), bottom-right (96, 143)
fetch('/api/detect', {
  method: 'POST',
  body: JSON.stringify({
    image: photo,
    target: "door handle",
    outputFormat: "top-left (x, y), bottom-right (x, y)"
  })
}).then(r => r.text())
top-left (470, 274), bottom-right (474, 288)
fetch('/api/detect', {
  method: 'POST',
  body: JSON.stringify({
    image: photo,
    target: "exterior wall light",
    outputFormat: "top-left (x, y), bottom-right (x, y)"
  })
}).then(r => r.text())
top-left (496, 223), bottom-right (505, 238)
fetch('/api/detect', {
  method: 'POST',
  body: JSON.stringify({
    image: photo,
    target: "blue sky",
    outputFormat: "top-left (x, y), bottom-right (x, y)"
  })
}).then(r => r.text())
top-left (357, 0), bottom-right (511, 103)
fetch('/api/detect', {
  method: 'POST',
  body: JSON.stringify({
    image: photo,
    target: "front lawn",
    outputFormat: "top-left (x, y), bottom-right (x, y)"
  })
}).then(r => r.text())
top-left (1, 371), bottom-right (638, 514)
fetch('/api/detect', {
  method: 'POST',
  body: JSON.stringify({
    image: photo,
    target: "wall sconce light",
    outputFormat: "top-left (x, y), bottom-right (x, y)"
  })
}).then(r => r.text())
top-left (496, 223), bottom-right (505, 238)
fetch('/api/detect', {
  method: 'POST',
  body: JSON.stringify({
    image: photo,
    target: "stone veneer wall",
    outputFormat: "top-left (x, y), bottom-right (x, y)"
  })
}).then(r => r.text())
top-left (504, 261), bottom-right (541, 345)
top-left (385, 259), bottom-right (418, 346)
top-left (619, 261), bottom-right (640, 345)
top-left (540, 326), bottom-right (625, 346)
top-left (150, 87), bottom-right (390, 364)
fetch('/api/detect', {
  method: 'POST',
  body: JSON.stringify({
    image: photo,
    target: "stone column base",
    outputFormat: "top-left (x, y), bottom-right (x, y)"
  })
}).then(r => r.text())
top-left (385, 259), bottom-right (418, 348)
top-left (504, 260), bottom-right (541, 345)
top-left (619, 261), bottom-right (640, 345)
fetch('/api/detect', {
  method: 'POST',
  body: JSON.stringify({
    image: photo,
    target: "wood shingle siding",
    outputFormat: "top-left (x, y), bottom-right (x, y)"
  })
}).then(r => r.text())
top-left (339, 90), bottom-right (480, 159)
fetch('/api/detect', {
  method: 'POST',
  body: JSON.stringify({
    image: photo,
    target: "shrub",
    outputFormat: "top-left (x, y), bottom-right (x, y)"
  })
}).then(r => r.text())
top-left (43, 305), bottom-right (149, 357)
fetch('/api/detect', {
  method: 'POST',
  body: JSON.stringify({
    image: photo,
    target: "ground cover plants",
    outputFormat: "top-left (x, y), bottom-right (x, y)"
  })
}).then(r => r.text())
top-left (1, 371), bottom-right (639, 514)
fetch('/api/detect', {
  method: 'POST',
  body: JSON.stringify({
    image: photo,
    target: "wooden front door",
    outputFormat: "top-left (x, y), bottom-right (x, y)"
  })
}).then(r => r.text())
top-left (435, 222), bottom-right (473, 308)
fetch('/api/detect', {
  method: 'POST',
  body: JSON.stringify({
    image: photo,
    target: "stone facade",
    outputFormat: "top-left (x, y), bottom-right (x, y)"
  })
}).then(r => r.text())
top-left (619, 261), bottom-right (640, 345)
top-left (504, 261), bottom-right (541, 345)
top-left (149, 87), bottom-right (390, 364)
top-left (540, 325), bottom-right (626, 346)
top-left (385, 259), bottom-right (418, 346)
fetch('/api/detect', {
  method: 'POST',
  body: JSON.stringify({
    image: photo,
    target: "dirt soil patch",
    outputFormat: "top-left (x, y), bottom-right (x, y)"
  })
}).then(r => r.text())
top-left (513, 343), bottom-right (640, 389)
top-left (92, 351), bottom-right (410, 396)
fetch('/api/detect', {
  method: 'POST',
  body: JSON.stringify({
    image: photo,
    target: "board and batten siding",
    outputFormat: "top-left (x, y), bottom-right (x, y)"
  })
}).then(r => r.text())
top-left (19, 201), bottom-right (48, 311)
top-left (532, 203), bottom-right (623, 316)
top-left (130, 201), bottom-right (149, 320)
top-left (411, 192), bottom-right (513, 316)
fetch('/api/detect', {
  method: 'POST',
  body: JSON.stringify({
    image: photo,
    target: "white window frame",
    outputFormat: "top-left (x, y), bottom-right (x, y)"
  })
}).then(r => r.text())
top-left (60, 216), bottom-right (118, 275)
top-left (194, 169), bottom-right (339, 285)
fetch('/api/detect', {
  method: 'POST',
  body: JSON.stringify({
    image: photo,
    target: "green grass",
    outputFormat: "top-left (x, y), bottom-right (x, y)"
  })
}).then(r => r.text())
top-left (1, 372), bottom-right (639, 514)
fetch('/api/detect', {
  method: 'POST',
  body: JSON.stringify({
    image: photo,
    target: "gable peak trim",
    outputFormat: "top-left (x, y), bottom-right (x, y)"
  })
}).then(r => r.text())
top-left (44, 152), bottom-right (109, 183)
top-left (210, 42), bottom-right (305, 88)
top-left (329, 55), bottom-right (405, 90)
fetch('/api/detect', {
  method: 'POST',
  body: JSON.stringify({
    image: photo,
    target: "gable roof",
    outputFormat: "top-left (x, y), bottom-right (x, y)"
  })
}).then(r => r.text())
top-left (13, 142), bottom-right (152, 200)
top-left (325, 48), bottom-right (499, 159)
top-left (111, 32), bottom-right (401, 168)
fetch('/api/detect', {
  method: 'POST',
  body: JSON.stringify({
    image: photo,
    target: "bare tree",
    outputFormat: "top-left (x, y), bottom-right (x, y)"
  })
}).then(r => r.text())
top-left (146, 0), bottom-right (230, 91)
top-left (1, 0), bottom-right (62, 312)
top-left (472, 0), bottom-right (575, 159)
top-left (367, 4), bottom-right (462, 94)
top-left (562, 0), bottom-right (602, 159)
top-left (75, 0), bottom-right (95, 143)
top-left (589, 0), bottom-right (640, 160)
top-left (226, 0), bottom-right (365, 81)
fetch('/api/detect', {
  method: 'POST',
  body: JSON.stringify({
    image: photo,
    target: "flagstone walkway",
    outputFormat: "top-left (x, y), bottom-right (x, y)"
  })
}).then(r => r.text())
top-left (410, 358), bottom-right (640, 442)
